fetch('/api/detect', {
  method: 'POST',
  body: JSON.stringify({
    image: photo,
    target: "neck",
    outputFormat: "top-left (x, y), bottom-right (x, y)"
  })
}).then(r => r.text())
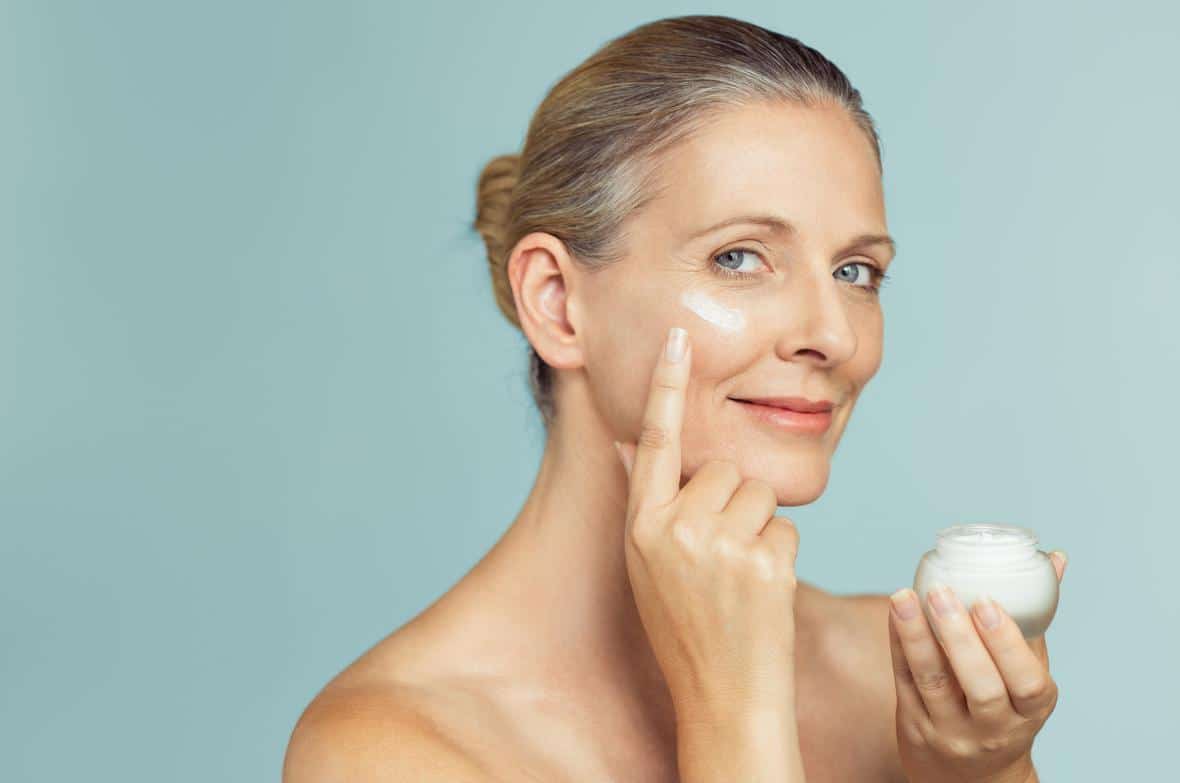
top-left (432, 378), bottom-right (816, 753)
top-left (453, 378), bottom-right (678, 742)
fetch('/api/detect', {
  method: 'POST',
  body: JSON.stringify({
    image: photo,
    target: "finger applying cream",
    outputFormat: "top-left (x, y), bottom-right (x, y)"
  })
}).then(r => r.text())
top-left (680, 289), bottom-right (746, 333)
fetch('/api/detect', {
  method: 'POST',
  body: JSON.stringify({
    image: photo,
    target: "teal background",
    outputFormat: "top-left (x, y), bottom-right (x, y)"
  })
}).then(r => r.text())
top-left (2, 1), bottom-right (1176, 780)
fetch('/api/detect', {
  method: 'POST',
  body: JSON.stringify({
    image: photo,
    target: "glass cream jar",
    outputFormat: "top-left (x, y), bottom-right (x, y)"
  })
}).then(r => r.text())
top-left (912, 523), bottom-right (1059, 639)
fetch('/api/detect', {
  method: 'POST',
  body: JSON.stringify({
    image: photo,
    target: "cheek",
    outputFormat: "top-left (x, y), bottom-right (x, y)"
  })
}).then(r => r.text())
top-left (583, 293), bottom-right (685, 425)
top-left (677, 288), bottom-right (761, 371)
top-left (850, 307), bottom-right (884, 379)
top-left (680, 289), bottom-right (746, 335)
top-left (586, 291), bottom-right (743, 435)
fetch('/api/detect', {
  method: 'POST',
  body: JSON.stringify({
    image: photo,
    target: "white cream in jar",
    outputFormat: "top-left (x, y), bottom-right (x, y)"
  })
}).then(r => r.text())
top-left (912, 523), bottom-right (1059, 639)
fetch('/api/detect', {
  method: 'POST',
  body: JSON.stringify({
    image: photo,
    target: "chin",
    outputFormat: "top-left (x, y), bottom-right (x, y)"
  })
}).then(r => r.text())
top-left (773, 474), bottom-right (829, 507)
top-left (760, 459), bottom-right (830, 506)
top-left (684, 446), bottom-right (832, 507)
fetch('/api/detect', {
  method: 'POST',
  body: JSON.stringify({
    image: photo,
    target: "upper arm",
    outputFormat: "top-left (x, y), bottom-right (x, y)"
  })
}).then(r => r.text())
top-left (282, 687), bottom-right (494, 783)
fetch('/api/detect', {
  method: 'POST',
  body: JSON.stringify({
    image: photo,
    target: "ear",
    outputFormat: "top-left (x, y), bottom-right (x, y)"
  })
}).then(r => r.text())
top-left (506, 232), bottom-right (585, 370)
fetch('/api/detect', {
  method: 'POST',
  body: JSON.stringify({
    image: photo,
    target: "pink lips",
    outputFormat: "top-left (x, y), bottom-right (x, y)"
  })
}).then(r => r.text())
top-left (730, 396), bottom-right (835, 435)
top-left (733, 396), bottom-right (834, 413)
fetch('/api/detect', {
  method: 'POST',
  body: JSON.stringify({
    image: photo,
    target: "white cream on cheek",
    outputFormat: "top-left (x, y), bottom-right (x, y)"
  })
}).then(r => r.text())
top-left (679, 289), bottom-right (746, 334)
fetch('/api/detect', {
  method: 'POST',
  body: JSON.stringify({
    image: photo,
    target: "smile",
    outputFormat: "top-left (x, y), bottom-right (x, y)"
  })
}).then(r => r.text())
top-left (729, 397), bottom-right (834, 435)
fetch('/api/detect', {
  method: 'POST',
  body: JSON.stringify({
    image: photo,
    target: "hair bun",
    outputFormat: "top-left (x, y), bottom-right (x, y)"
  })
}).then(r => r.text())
top-left (474, 153), bottom-right (522, 328)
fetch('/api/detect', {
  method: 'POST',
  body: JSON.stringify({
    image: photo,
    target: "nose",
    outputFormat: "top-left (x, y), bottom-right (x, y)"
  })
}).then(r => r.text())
top-left (772, 264), bottom-right (858, 367)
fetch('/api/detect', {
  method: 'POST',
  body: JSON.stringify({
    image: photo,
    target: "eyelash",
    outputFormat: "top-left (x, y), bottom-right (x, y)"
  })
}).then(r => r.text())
top-left (710, 246), bottom-right (892, 294)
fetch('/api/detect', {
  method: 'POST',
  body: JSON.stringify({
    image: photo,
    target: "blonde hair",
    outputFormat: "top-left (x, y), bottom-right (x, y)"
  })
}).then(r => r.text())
top-left (473, 14), bottom-right (882, 429)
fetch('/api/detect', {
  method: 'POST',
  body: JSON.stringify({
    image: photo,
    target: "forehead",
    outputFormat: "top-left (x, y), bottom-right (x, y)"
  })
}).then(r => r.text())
top-left (644, 100), bottom-right (887, 245)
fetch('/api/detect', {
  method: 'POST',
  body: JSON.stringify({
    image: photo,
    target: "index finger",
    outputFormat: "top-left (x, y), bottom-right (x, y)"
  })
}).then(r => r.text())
top-left (627, 326), bottom-right (691, 516)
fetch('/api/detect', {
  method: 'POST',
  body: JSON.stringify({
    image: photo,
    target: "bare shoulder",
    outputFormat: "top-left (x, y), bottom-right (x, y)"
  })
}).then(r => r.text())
top-left (838, 591), bottom-right (896, 674)
top-left (800, 584), bottom-right (893, 675)
top-left (282, 681), bottom-right (494, 783)
top-left (846, 591), bottom-right (908, 782)
top-left (815, 588), bottom-right (908, 783)
top-left (796, 586), bottom-right (895, 714)
top-left (820, 590), bottom-right (900, 705)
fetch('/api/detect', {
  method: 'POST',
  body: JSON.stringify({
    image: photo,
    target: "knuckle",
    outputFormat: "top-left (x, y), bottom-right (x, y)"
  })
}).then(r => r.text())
top-left (1011, 677), bottom-right (1050, 702)
top-left (748, 548), bottom-right (779, 582)
top-left (938, 736), bottom-right (976, 760)
top-left (767, 518), bottom-right (800, 554)
top-left (651, 376), bottom-right (681, 393)
top-left (912, 669), bottom-right (955, 696)
top-left (979, 734), bottom-right (1011, 754)
top-left (1037, 687), bottom-right (1059, 720)
top-left (668, 517), bottom-right (701, 554)
top-left (900, 721), bottom-right (928, 749)
top-left (771, 514), bottom-right (799, 538)
top-left (626, 522), bottom-right (662, 560)
top-left (751, 541), bottom-right (794, 583)
top-left (626, 519), bottom-right (654, 550)
top-left (637, 424), bottom-right (670, 450)
top-left (712, 533), bottom-right (745, 564)
top-left (972, 688), bottom-right (1010, 712)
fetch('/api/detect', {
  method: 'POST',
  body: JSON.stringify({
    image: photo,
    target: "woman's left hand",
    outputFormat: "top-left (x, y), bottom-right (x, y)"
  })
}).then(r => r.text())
top-left (887, 550), bottom-right (1067, 783)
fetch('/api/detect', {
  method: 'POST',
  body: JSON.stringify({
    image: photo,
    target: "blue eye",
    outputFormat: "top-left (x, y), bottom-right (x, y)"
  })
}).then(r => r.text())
top-left (711, 247), bottom-right (765, 279)
top-left (835, 261), bottom-right (890, 294)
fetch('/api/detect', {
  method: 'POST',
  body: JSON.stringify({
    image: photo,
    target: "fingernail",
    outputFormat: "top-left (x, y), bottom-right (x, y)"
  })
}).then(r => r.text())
top-left (1052, 550), bottom-right (1068, 572)
top-left (666, 327), bottom-right (687, 362)
top-left (974, 594), bottom-right (1001, 629)
top-left (889, 588), bottom-right (919, 621)
top-left (928, 584), bottom-right (959, 618)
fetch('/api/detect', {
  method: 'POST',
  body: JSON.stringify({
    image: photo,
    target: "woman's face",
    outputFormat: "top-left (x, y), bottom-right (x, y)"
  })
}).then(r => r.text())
top-left (578, 100), bottom-right (895, 505)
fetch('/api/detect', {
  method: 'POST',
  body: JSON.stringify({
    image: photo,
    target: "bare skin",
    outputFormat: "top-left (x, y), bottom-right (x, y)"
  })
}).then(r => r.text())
top-left (285, 100), bottom-right (907, 781)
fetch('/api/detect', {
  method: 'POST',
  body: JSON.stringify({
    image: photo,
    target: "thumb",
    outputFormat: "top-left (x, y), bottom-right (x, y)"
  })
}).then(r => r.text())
top-left (612, 440), bottom-right (636, 478)
top-left (1050, 550), bottom-right (1068, 582)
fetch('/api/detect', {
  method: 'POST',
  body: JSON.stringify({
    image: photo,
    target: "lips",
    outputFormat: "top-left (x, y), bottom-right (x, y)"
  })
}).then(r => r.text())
top-left (729, 396), bottom-right (835, 413)
top-left (730, 397), bottom-right (835, 436)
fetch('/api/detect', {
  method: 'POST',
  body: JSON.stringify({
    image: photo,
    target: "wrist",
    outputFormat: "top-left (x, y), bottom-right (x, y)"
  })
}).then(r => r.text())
top-left (980, 755), bottom-right (1035, 783)
top-left (675, 700), bottom-right (805, 783)
top-left (673, 684), bottom-right (797, 733)
top-left (676, 698), bottom-right (796, 733)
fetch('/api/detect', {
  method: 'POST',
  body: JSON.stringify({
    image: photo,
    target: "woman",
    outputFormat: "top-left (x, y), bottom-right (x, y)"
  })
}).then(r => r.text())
top-left (284, 15), bottom-right (1066, 782)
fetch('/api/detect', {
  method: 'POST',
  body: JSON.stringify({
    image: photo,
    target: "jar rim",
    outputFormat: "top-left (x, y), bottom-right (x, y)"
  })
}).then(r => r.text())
top-left (936, 522), bottom-right (1039, 546)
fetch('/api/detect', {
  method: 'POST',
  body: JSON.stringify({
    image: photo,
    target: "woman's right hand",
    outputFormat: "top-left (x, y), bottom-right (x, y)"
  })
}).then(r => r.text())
top-left (614, 326), bottom-right (802, 727)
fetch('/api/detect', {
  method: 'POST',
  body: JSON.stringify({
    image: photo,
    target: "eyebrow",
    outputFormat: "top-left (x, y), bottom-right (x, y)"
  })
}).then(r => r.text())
top-left (686, 213), bottom-right (897, 258)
